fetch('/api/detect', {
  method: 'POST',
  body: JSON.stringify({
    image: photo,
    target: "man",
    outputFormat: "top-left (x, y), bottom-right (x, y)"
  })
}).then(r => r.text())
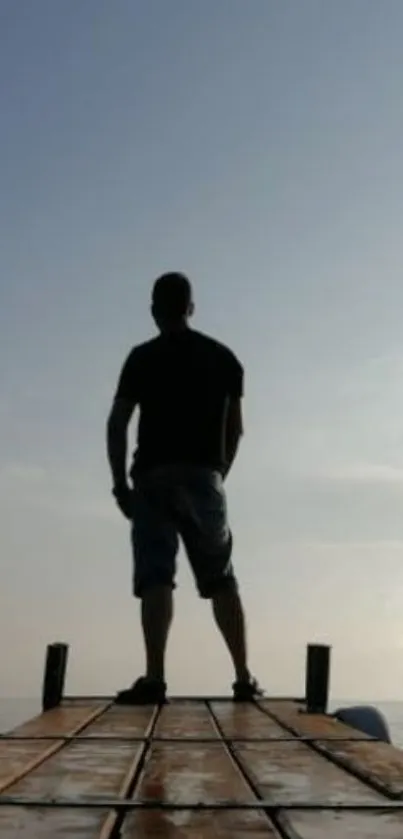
top-left (107, 272), bottom-right (262, 704)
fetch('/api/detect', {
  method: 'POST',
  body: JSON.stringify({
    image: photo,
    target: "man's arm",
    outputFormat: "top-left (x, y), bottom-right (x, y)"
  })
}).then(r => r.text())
top-left (222, 396), bottom-right (244, 480)
top-left (107, 350), bottom-right (139, 516)
top-left (107, 395), bottom-right (136, 491)
top-left (222, 353), bottom-right (244, 480)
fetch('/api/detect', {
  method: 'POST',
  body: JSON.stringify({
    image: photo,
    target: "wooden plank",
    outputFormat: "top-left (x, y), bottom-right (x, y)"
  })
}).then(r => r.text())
top-left (315, 738), bottom-right (403, 798)
top-left (1, 807), bottom-right (402, 839)
top-left (89, 708), bottom-right (159, 839)
top-left (62, 699), bottom-right (110, 706)
top-left (0, 705), bottom-right (109, 793)
top-left (235, 741), bottom-right (383, 804)
top-left (259, 701), bottom-right (373, 740)
top-left (155, 702), bottom-right (216, 737)
top-left (122, 809), bottom-right (279, 837)
top-left (123, 740), bottom-right (279, 836)
top-left (211, 702), bottom-right (288, 739)
top-left (0, 807), bottom-right (110, 839)
top-left (0, 740), bottom-right (57, 789)
top-left (288, 810), bottom-right (403, 838)
top-left (260, 700), bottom-right (403, 798)
top-left (133, 742), bottom-right (256, 804)
top-left (4, 741), bottom-right (140, 800)
top-left (78, 706), bottom-right (154, 739)
top-left (9, 705), bottom-right (107, 738)
top-left (0, 708), bottom-right (160, 839)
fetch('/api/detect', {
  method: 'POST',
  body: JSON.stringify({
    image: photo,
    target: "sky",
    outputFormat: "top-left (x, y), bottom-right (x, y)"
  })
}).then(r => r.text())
top-left (1, 0), bottom-right (403, 701)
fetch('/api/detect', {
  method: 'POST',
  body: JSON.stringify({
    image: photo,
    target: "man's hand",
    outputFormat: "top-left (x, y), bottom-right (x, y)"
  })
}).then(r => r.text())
top-left (107, 392), bottom-right (136, 516)
top-left (112, 483), bottom-right (134, 520)
top-left (221, 464), bottom-right (230, 482)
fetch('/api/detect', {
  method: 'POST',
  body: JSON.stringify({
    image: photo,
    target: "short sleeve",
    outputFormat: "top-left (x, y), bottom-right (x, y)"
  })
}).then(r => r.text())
top-left (114, 350), bottom-right (140, 403)
top-left (227, 354), bottom-right (244, 398)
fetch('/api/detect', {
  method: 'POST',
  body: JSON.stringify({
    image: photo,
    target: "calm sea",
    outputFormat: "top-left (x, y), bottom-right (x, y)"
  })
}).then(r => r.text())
top-left (1, 697), bottom-right (403, 746)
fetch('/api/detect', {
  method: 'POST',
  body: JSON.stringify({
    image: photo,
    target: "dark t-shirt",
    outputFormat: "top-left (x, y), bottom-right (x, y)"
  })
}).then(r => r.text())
top-left (114, 328), bottom-right (244, 473)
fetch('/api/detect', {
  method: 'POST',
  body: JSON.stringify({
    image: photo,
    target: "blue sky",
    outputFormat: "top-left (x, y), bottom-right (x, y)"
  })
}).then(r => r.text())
top-left (1, 1), bottom-right (403, 699)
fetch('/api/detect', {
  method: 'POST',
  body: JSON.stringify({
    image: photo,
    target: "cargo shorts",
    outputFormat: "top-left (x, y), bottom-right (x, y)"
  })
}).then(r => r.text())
top-left (130, 465), bottom-right (237, 599)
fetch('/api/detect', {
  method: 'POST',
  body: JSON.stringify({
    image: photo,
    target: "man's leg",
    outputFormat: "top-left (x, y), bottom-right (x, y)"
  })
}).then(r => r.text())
top-left (211, 585), bottom-right (250, 683)
top-left (115, 478), bottom-right (178, 705)
top-left (181, 468), bottom-right (262, 699)
top-left (211, 581), bottom-right (263, 699)
top-left (142, 584), bottom-right (173, 683)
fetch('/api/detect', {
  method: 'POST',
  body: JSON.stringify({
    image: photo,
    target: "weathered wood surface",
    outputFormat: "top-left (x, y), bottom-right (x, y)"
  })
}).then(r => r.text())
top-left (260, 699), bottom-right (403, 797)
top-left (1, 698), bottom-right (403, 838)
top-left (289, 810), bottom-right (403, 838)
top-left (0, 807), bottom-right (110, 839)
top-left (0, 704), bottom-right (110, 793)
top-left (210, 701), bottom-right (288, 739)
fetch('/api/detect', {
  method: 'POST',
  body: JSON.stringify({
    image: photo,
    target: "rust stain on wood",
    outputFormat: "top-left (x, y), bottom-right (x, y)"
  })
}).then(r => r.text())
top-left (155, 702), bottom-right (215, 738)
top-left (122, 809), bottom-right (279, 837)
top-left (125, 737), bottom-right (279, 836)
top-left (133, 742), bottom-right (255, 804)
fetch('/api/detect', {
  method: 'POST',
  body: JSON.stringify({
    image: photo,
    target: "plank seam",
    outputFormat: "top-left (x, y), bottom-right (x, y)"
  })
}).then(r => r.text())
top-left (0, 734), bottom-right (378, 743)
top-left (206, 701), bottom-right (301, 839)
top-left (1, 798), bottom-right (403, 811)
top-left (97, 704), bottom-right (162, 839)
top-left (62, 695), bottom-right (305, 703)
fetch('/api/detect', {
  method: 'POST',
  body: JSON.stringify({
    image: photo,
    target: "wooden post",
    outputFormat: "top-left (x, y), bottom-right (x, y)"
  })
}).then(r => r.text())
top-left (305, 643), bottom-right (331, 713)
top-left (42, 642), bottom-right (69, 711)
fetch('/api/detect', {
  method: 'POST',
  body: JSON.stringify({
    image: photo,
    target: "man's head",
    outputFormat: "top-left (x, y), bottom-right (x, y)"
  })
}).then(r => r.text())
top-left (151, 272), bottom-right (194, 332)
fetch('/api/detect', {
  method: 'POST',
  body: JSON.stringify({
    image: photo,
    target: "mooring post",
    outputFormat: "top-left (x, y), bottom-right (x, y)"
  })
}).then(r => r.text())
top-left (305, 643), bottom-right (331, 713)
top-left (42, 642), bottom-right (69, 711)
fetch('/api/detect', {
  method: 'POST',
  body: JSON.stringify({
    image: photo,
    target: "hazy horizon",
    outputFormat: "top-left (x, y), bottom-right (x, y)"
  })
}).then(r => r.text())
top-left (2, 2), bottom-right (403, 701)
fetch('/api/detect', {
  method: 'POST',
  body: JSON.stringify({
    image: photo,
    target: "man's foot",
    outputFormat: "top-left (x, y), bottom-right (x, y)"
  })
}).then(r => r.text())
top-left (115, 676), bottom-right (167, 705)
top-left (232, 676), bottom-right (264, 702)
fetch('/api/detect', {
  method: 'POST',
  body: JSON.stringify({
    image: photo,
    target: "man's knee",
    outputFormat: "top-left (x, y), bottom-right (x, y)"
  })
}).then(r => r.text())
top-left (134, 576), bottom-right (176, 599)
top-left (197, 573), bottom-right (238, 600)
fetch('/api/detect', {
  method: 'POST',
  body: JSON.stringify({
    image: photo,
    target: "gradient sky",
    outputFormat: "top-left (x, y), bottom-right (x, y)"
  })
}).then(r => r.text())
top-left (1, 1), bottom-right (403, 700)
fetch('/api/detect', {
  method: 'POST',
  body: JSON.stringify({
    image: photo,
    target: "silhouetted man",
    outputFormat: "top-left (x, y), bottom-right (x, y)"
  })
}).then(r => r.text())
top-left (107, 272), bottom-right (262, 704)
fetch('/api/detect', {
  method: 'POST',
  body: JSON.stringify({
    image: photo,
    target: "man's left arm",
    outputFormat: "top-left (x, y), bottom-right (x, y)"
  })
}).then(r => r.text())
top-left (107, 353), bottom-right (138, 517)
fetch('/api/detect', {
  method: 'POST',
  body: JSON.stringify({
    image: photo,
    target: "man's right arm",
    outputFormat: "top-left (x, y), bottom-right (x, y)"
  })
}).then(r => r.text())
top-left (106, 350), bottom-right (139, 517)
top-left (222, 354), bottom-right (244, 480)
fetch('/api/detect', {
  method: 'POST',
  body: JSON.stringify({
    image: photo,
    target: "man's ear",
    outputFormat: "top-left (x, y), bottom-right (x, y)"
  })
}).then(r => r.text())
top-left (188, 301), bottom-right (195, 318)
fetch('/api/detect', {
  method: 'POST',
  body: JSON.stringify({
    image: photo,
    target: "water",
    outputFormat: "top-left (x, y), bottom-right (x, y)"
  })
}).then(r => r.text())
top-left (0, 698), bottom-right (41, 734)
top-left (1, 697), bottom-right (403, 745)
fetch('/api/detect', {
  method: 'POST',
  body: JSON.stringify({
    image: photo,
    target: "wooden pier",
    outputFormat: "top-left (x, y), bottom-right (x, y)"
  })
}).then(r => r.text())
top-left (1, 646), bottom-right (403, 837)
